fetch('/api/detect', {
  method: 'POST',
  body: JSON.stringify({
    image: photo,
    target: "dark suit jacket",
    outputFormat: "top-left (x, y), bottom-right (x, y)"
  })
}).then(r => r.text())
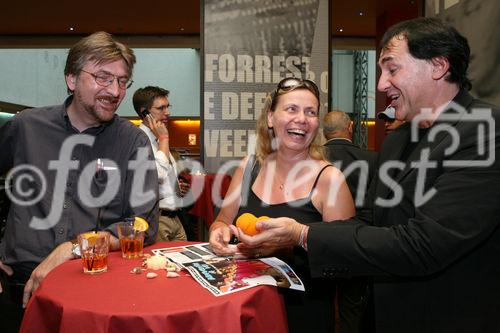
top-left (323, 139), bottom-right (378, 210)
top-left (309, 90), bottom-right (500, 332)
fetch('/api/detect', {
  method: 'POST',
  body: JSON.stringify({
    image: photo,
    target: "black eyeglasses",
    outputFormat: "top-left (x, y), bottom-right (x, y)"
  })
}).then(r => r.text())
top-left (80, 69), bottom-right (133, 89)
top-left (271, 77), bottom-right (320, 108)
top-left (151, 104), bottom-right (172, 111)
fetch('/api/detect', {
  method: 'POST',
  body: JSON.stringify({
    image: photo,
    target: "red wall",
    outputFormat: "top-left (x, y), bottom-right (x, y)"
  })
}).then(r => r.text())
top-left (374, 0), bottom-right (423, 151)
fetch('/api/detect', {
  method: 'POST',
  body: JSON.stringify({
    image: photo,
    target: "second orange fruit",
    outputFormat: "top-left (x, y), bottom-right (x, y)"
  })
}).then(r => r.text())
top-left (235, 213), bottom-right (269, 236)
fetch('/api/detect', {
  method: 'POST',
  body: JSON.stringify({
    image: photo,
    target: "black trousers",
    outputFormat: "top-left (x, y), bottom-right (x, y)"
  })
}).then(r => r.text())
top-left (0, 265), bottom-right (31, 333)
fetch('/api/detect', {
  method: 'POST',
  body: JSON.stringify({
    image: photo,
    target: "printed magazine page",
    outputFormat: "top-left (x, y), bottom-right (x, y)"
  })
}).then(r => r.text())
top-left (153, 243), bottom-right (219, 265)
top-left (152, 243), bottom-right (305, 296)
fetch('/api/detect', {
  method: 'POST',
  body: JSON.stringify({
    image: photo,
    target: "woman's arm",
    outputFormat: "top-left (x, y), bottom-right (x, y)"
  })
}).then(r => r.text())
top-left (314, 165), bottom-right (355, 222)
top-left (209, 156), bottom-right (249, 255)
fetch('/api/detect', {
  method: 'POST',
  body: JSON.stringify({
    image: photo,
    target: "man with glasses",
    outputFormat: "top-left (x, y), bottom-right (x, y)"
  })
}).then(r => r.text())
top-left (0, 31), bottom-right (159, 332)
top-left (133, 86), bottom-right (189, 242)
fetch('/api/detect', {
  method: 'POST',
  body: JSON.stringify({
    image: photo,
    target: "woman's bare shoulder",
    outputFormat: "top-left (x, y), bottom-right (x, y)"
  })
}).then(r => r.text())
top-left (316, 160), bottom-right (345, 185)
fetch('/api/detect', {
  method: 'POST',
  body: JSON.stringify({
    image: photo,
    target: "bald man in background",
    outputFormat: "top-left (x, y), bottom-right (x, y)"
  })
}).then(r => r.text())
top-left (323, 110), bottom-right (378, 209)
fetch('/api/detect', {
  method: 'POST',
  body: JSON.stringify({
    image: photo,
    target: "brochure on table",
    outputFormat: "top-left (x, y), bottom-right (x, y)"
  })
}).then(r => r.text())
top-left (152, 243), bottom-right (305, 296)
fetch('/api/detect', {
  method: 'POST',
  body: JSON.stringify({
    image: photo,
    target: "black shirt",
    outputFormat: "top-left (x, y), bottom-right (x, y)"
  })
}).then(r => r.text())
top-left (0, 97), bottom-right (159, 269)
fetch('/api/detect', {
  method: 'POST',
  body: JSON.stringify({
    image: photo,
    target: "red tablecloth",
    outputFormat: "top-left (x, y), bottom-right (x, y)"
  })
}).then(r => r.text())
top-left (20, 242), bottom-right (287, 333)
top-left (187, 174), bottom-right (232, 227)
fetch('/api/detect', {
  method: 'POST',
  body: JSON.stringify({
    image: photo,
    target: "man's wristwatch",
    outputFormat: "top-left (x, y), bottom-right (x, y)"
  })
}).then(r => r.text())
top-left (71, 239), bottom-right (81, 258)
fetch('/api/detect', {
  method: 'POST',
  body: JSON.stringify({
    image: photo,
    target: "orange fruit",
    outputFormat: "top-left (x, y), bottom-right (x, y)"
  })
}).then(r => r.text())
top-left (82, 231), bottom-right (96, 238)
top-left (235, 213), bottom-right (269, 236)
top-left (82, 231), bottom-right (99, 246)
top-left (134, 217), bottom-right (149, 232)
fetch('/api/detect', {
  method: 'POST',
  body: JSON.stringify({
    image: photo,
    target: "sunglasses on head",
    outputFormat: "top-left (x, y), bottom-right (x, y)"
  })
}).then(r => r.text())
top-left (271, 77), bottom-right (320, 108)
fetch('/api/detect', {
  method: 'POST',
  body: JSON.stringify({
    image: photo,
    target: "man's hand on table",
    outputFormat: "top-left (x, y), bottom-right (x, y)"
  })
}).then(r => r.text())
top-left (0, 260), bottom-right (14, 293)
top-left (22, 233), bottom-right (124, 306)
top-left (109, 234), bottom-right (120, 251)
top-left (22, 241), bottom-right (74, 307)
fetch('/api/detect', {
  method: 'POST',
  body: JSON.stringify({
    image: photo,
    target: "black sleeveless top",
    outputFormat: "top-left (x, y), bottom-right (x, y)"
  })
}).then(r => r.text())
top-left (236, 156), bottom-right (331, 223)
top-left (235, 157), bottom-right (338, 333)
top-left (235, 156), bottom-right (333, 283)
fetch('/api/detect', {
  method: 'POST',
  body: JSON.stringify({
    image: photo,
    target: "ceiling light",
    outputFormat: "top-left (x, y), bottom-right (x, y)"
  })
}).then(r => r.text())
top-left (339, 28), bottom-right (343, 32)
top-left (69, 27), bottom-right (75, 31)
top-left (359, 11), bottom-right (364, 16)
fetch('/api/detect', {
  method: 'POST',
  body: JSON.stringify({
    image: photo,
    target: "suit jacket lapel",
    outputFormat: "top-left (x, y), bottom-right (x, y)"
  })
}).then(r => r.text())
top-left (376, 125), bottom-right (410, 199)
top-left (374, 90), bottom-right (474, 225)
top-left (373, 125), bottom-right (410, 224)
top-left (394, 90), bottom-right (473, 183)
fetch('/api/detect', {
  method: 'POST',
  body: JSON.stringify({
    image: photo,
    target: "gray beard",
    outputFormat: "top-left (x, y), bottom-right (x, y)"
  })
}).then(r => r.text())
top-left (75, 91), bottom-right (114, 124)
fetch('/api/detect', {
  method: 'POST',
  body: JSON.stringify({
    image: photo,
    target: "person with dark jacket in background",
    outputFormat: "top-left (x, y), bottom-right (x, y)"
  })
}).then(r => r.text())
top-left (323, 109), bottom-right (377, 332)
top-left (323, 110), bottom-right (378, 211)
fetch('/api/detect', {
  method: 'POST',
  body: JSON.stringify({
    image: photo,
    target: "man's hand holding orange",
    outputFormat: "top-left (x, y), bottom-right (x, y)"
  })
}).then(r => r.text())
top-left (235, 213), bottom-right (269, 236)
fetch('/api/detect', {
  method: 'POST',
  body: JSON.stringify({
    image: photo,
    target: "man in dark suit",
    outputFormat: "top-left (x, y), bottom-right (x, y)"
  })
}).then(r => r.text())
top-left (323, 110), bottom-right (378, 333)
top-left (236, 17), bottom-right (500, 333)
top-left (323, 110), bottom-right (378, 211)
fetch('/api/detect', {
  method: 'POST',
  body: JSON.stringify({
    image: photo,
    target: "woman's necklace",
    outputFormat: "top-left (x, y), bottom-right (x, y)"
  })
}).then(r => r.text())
top-left (274, 170), bottom-right (287, 190)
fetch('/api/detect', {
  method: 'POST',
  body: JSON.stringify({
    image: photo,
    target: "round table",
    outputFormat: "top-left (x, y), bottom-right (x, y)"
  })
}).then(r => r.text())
top-left (20, 242), bottom-right (288, 333)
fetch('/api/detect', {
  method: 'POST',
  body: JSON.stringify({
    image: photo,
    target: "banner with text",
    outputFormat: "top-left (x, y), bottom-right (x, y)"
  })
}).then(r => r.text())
top-left (203, 0), bottom-right (330, 172)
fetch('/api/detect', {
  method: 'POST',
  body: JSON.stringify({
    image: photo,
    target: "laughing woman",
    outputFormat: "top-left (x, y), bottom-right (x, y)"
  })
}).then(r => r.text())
top-left (209, 78), bottom-right (355, 332)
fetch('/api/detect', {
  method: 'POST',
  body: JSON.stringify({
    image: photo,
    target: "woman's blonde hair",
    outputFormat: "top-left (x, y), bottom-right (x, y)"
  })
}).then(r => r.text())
top-left (255, 84), bottom-right (325, 164)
